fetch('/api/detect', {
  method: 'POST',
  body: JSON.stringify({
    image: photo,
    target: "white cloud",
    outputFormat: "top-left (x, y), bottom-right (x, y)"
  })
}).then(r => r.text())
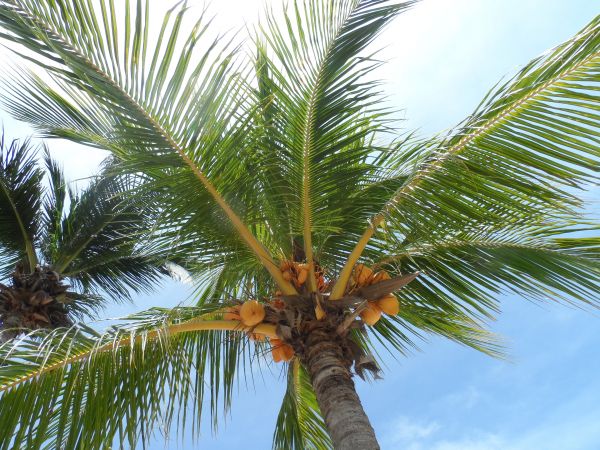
top-left (381, 392), bottom-right (600, 450)
top-left (440, 385), bottom-right (483, 410)
top-left (382, 416), bottom-right (440, 447)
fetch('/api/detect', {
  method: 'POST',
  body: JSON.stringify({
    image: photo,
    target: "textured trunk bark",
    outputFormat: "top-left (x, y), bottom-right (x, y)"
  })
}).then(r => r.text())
top-left (303, 330), bottom-right (380, 450)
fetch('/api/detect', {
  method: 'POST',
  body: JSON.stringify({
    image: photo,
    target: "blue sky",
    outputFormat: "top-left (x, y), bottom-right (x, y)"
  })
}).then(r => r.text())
top-left (1, 1), bottom-right (599, 449)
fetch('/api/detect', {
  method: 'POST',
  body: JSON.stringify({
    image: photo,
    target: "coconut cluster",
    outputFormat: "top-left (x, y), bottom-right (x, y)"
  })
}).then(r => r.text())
top-left (219, 261), bottom-right (402, 365)
top-left (350, 264), bottom-right (400, 326)
top-left (279, 260), bottom-right (327, 291)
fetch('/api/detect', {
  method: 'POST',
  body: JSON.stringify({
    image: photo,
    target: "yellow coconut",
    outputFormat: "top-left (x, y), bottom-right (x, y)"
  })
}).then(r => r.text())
top-left (280, 343), bottom-right (295, 361)
top-left (239, 300), bottom-right (265, 327)
top-left (223, 306), bottom-right (241, 321)
top-left (372, 270), bottom-right (391, 284)
top-left (271, 338), bottom-right (294, 362)
top-left (282, 270), bottom-right (293, 281)
top-left (359, 302), bottom-right (382, 326)
top-left (317, 275), bottom-right (326, 291)
top-left (271, 338), bottom-right (283, 362)
top-left (272, 345), bottom-right (283, 363)
top-left (354, 264), bottom-right (374, 285)
top-left (297, 267), bottom-right (309, 285)
top-left (376, 294), bottom-right (400, 315)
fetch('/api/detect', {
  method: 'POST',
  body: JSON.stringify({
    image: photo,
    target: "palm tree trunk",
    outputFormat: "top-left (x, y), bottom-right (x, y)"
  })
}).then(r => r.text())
top-left (303, 330), bottom-right (380, 450)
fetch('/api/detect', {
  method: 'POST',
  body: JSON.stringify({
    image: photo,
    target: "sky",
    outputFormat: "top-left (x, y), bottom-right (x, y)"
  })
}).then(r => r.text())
top-left (1, 0), bottom-right (600, 449)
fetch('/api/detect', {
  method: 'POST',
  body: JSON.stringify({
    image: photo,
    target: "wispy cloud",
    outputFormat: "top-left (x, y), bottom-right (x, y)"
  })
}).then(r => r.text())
top-left (381, 394), bottom-right (600, 450)
top-left (381, 416), bottom-right (440, 448)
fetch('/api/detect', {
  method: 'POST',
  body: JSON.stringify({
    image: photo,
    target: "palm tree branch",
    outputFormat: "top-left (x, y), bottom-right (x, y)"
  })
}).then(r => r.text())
top-left (0, 136), bottom-right (41, 272)
top-left (53, 209), bottom-right (120, 274)
top-left (273, 359), bottom-right (331, 449)
top-left (0, 320), bottom-right (276, 394)
top-left (375, 236), bottom-right (596, 266)
top-left (0, 0), bottom-right (298, 295)
top-left (0, 174), bottom-right (37, 270)
top-left (297, 6), bottom-right (354, 292)
top-left (331, 16), bottom-right (600, 299)
top-left (0, 306), bottom-right (273, 448)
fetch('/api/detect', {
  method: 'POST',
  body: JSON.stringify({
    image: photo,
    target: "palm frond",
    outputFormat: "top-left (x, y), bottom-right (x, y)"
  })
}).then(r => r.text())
top-left (379, 231), bottom-right (600, 317)
top-left (0, 306), bottom-right (276, 450)
top-left (332, 14), bottom-right (600, 297)
top-left (254, 0), bottom-right (414, 279)
top-left (273, 359), bottom-right (331, 450)
top-left (51, 172), bottom-right (165, 300)
top-left (0, 134), bottom-right (42, 274)
top-left (41, 147), bottom-right (66, 266)
top-left (0, 0), bottom-right (298, 294)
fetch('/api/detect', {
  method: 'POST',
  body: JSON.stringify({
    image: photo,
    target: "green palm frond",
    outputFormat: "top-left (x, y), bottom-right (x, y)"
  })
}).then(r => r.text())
top-left (332, 13), bottom-right (600, 297)
top-left (0, 306), bottom-right (268, 450)
top-left (394, 233), bottom-right (599, 308)
top-left (0, 135), bottom-right (42, 274)
top-left (253, 0), bottom-right (414, 276)
top-left (273, 359), bottom-right (332, 450)
top-left (51, 172), bottom-right (165, 300)
top-left (0, 0), bottom-right (298, 294)
top-left (41, 147), bottom-right (67, 264)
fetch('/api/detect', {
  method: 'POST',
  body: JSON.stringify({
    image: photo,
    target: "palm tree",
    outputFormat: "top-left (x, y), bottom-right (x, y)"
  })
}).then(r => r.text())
top-left (0, 135), bottom-right (165, 341)
top-left (0, 1), bottom-right (598, 449)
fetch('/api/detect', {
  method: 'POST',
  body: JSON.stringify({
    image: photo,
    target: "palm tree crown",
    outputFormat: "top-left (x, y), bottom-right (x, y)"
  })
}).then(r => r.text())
top-left (0, 136), bottom-right (165, 338)
top-left (0, 0), bottom-right (598, 449)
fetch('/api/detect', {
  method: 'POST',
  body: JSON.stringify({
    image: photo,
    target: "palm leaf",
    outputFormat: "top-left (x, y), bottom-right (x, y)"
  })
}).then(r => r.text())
top-left (0, 0), bottom-right (298, 294)
top-left (0, 134), bottom-right (42, 274)
top-left (50, 172), bottom-right (165, 300)
top-left (332, 14), bottom-right (600, 297)
top-left (254, 0), bottom-right (414, 283)
top-left (273, 359), bottom-right (332, 450)
top-left (41, 147), bottom-right (67, 266)
top-left (379, 230), bottom-right (600, 316)
top-left (0, 306), bottom-right (277, 450)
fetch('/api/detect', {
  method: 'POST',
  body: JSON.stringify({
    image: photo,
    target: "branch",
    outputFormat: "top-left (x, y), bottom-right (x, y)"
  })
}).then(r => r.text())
top-left (0, 320), bottom-right (277, 393)
top-left (330, 24), bottom-right (600, 299)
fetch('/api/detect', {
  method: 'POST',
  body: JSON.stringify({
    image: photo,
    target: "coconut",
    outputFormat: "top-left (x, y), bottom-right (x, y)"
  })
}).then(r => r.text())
top-left (272, 345), bottom-right (283, 363)
top-left (317, 275), bottom-right (327, 291)
top-left (239, 300), bottom-right (265, 326)
top-left (372, 270), bottom-right (391, 284)
top-left (359, 302), bottom-right (382, 326)
top-left (271, 338), bottom-right (283, 362)
top-left (282, 270), bottom-right (293, 281)
top-left (297, 266), bottom-right (308, 284)
top-left (271, 338), bottom-right (294, 362)
top-left (280, 343), bottom-right (294, 361)
top-left (354, 264), bottom-right (374, 285)
top-left (376, 294), bottom-right (399, 315)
